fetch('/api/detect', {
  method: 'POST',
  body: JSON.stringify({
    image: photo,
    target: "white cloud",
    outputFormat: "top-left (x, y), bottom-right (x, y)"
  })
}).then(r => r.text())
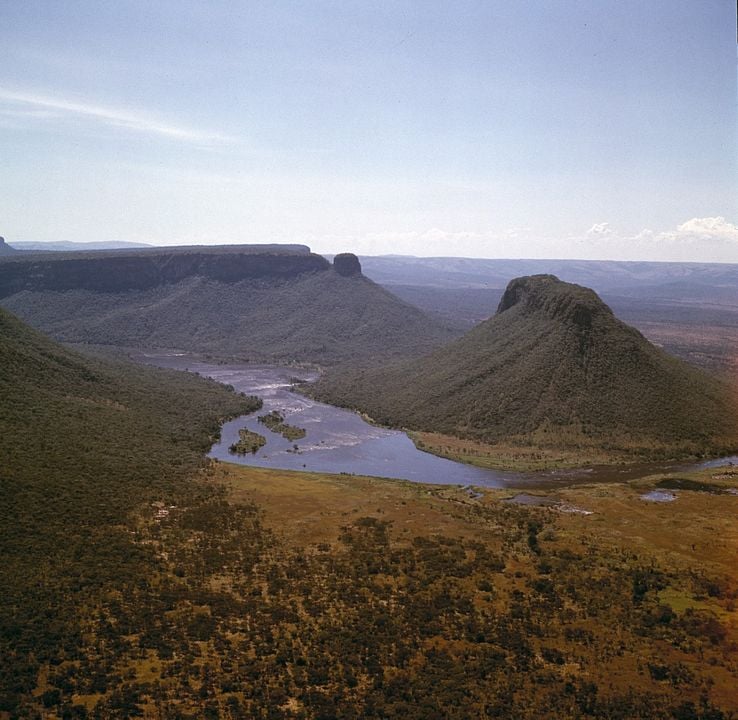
top-left (585, 222), bottom-right (613, 236)
top-left (0, 88), bottom-right (233, 145)
top-left (675, 216), bottom-right (738, 241)
top-left (575, 217), bottom-right (738, 262)
top-left (309, 218), bottom-right (738, 262)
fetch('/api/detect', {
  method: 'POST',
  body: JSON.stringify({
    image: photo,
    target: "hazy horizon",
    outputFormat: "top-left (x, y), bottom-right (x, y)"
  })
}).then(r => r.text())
top-left (1, 1), bottom-right (736, 262)
top-left (7, 237), bottom-right (738, 266)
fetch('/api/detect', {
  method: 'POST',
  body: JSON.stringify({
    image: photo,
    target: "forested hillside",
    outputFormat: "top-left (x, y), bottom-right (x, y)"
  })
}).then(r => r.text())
top-left (0, 307), bottom-right (258, 714)
top-left (362, 256), bottom-right (738, 375)
top-left (313, 275), bottom-right (738, 461)
top-left (0, 249), bottom-right (455, 365)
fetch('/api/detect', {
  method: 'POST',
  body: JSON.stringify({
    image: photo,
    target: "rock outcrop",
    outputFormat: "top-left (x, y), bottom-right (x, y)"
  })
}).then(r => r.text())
top-left (497, 274), bottom-right (611, 330)
top-left (333, 253), bottom-right (362, 277)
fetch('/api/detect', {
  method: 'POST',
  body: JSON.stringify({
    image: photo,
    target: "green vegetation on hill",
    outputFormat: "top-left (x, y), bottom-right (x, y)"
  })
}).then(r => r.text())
top-left (2, 307), bottom-right (737, 718)
top-left (0, 307), bottom-right (255, 714)
top-left (1, 252), bottom-right (456, 365)
top-left (363, 256), bottom-right (738, 375)
top-left (313, 275), bottom-right (738, 461)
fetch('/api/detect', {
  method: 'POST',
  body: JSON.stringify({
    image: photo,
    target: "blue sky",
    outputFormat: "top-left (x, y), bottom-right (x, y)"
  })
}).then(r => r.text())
top-left (1, 0), bottom-right (736, 260)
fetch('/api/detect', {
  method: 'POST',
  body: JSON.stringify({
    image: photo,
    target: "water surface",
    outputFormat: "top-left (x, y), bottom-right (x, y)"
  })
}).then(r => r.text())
top-left (140, 354), bottom-right (738, 490)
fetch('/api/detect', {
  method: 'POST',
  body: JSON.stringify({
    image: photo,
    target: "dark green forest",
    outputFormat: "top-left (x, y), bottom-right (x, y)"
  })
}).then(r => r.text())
top-left (0, 308), bottom-right (257, 715)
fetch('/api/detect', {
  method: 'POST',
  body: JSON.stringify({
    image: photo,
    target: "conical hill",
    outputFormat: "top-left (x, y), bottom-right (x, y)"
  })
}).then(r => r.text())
top-left (314, 275), bottom-right (738, 459)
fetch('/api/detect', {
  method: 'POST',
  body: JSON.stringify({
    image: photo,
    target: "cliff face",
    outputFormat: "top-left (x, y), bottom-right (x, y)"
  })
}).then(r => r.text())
top-left (0, 247), bottom-right (328, 298)
top-left (0, 237), bottom-right (18, 256)
top-left (333, 253), bottom-right (362, 277)
top-left (0, 245), bottom-right (457, 365)
top-left (496, 274), bottom-right (612, 330)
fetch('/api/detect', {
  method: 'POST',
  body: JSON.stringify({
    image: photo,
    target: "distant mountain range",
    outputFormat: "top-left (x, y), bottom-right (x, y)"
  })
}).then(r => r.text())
top-left (313, 274), bottom-right (738, 461)
top-left (359, 255), bottom-right (738, 297)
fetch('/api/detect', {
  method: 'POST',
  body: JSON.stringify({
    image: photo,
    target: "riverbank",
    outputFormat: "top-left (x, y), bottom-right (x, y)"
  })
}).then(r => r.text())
top-left (408, 430), bottom-right (626, 471)
top-left (133, 353), bottom-right (738, 487)
top-left (409, 429), bottom-right (738, 473)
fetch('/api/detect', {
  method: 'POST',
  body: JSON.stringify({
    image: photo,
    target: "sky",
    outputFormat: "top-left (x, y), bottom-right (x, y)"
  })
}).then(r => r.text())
top-left (1, 0), bottom-right (736, 261)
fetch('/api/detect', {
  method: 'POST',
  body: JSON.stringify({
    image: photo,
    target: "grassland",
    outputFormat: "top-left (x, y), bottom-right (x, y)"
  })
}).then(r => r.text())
top-left (409, 430), bottom-right (635, 471)
top-left (632, 320), bottom-right (738, 377)
top-left (218, 462), bottom-right (738, 717)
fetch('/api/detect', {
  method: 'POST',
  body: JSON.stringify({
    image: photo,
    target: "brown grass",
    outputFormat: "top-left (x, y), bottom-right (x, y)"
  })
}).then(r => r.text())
top-left (409, 430), bottom-right (633, 470)
top-left (219, 460), bottom-right (738, 712)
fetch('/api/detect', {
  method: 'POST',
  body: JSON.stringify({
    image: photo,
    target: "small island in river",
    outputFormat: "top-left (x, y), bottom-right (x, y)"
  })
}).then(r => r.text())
top-left (258, 410), bottom-right (306, 441)
top-left (229, 428), bottom-right (267, 455)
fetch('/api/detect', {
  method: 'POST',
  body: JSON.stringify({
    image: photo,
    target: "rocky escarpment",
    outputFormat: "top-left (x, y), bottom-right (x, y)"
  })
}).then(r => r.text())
top-left (497, 273), bottom-right (608, 316)
top-left (0, 245), bottom-right (457, 365)
top-left (496, 274), bottom-right (612, 330)
top-left (0, 245), bottom-right (327, 298)
top-left (0, 237), bottom-right (18, 256)
top-left (313, 274), bottom-right (738, 459)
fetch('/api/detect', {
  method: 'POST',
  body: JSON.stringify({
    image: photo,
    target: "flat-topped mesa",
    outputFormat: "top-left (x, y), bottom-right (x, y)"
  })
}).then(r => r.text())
top-left (333, 253), bottom-right (362, 277)
top-left (497, 274), bottom-right (613, 328)
top-left (0, 245), bottom-right (330, 297)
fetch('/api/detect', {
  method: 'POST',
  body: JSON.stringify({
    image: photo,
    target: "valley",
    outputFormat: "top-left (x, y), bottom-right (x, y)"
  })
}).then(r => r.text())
top-left (144, 352), bottom-right (738, 483)
top-left (2, 248), bottom-right (737, 719)
top-left (4, 3), bottom-right (736, 717)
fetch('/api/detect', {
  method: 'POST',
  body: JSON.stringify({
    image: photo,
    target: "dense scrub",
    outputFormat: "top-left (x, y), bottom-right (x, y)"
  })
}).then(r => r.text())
top-left (10, 483), bottom-right (736, 719)
top-left (0, 308), bottom-right (256, 714)
top-left (230, 428), bottom-right (268, 454)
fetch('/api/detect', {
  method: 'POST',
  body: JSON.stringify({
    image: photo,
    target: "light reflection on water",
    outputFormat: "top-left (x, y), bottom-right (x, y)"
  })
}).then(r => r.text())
top-left (139, 353), bottom-right (738, 490)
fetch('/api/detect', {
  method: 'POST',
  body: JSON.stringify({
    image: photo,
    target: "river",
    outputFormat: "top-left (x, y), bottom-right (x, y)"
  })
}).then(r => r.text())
top-left (140, 353), bottom-right (737, 489)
